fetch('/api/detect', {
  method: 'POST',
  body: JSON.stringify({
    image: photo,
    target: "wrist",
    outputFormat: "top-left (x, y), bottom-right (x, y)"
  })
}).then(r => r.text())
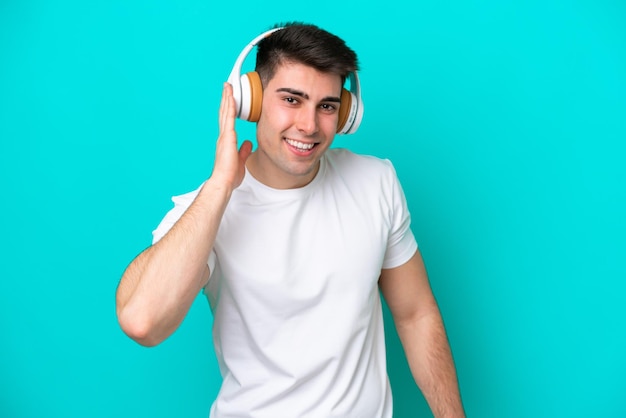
top-left (200, 176), bottom-right (236, 201)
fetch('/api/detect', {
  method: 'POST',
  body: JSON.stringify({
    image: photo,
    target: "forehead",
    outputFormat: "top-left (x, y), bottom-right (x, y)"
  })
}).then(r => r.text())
top-left (267, 61), bottom-right (343, 96)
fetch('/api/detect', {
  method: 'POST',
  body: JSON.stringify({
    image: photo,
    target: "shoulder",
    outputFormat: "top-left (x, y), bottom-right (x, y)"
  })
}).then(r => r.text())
top-left (324, 148), bottom-right (398, 187)
top-left (171, 185), bottom-right (202, 207)
top-left (325, 148), bottom-right (395, 175)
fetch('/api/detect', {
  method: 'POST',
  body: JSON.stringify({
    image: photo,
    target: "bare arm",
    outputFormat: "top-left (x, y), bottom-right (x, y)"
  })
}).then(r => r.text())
top-left (115, 83), bottom-right (252, 346)
top-left (379, 250), bottom-right (465, 418)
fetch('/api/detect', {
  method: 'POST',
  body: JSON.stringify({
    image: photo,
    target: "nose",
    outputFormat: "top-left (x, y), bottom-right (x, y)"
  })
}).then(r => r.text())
top-left (295, 106), bottom-right (319, 136)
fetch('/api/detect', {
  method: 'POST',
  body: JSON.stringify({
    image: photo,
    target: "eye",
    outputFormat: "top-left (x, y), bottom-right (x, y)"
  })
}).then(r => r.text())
top-left (320, 103), bottom-right (337, 113)
top-left (283, 96), bottom-right (299, 105)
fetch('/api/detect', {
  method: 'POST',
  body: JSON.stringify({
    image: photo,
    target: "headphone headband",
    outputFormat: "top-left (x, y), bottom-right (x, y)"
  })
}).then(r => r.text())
top-left (227, 28), bottom-right (282, 117)
top-left (227, 27), bottom-right (363, 135)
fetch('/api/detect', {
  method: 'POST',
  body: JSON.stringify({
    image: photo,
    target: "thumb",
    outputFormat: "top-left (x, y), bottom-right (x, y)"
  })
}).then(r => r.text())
top-left (238, 140), bottom-right (253, 163)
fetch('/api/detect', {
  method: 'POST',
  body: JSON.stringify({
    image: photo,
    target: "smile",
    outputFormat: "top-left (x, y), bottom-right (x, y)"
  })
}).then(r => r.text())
top-left (284, 138), bottom-right (317, 151)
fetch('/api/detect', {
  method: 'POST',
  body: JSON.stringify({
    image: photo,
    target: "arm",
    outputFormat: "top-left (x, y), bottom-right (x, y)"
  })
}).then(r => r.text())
top-left (379, 250), bottom-right (465, 418)
top-left (115, 83), bottom-right (252, 347)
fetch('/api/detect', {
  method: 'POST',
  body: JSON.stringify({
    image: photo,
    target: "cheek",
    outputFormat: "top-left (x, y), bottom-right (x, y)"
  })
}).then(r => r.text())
top-left (259, 105), bottom-right (291, 132)
top-left (320, 114), bottom-right (339, 135)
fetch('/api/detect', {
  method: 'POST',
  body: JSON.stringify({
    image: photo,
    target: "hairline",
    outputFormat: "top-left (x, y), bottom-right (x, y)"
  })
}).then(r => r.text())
top-left (259, 57), bottom-right (347, 89)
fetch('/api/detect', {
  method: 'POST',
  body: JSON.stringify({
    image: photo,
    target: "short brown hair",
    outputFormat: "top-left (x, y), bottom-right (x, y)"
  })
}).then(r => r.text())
top-left (255, 22), bottom-right (359, 87)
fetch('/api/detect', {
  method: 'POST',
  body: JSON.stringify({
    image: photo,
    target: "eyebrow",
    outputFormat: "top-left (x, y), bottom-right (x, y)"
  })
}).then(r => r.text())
top-left (275, 87), bottom-right (341, 103)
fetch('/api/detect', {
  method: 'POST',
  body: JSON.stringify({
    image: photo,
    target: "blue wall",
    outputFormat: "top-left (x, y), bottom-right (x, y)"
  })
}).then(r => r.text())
top-left (1, 1), bottom-right (624, 417)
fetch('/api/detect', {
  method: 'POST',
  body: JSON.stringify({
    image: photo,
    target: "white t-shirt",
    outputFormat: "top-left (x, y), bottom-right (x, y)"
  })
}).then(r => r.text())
top-left (153, 148), bottom-right (418, 417)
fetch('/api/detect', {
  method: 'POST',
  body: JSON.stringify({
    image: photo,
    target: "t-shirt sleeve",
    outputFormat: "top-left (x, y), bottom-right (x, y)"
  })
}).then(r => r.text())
top-left (382, 162), bottom-right (418, 269)
top-left (151, 186), bottom-right (217, 274)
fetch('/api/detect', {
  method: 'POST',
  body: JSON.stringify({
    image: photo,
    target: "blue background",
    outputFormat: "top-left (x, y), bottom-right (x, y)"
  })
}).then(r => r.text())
top-left (1, 0), bottom-right (625, 417)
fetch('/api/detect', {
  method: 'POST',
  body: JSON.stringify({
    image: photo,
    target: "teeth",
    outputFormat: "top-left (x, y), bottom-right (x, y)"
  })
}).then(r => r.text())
top-left (285, 138), bottom-right (315, 150)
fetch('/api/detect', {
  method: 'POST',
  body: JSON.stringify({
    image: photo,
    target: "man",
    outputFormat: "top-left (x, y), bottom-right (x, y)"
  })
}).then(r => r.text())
top-left (116, 22), bottom-right (465, 417)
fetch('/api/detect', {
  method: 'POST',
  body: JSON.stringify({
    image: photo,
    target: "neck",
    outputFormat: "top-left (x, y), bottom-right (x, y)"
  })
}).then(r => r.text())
top-left (245, 151), bottom-right (321, 190)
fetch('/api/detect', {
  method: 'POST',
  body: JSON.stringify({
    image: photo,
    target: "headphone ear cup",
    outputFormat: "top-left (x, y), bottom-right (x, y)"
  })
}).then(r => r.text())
top-left (337, 88), bottom-right (356, 134)
top-left (239, 71), bottom-right (263, 122)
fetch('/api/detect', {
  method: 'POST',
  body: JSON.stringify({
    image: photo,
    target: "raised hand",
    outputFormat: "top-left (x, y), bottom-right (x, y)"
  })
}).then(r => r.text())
top-left (211, 82), bottom-right (253, 192)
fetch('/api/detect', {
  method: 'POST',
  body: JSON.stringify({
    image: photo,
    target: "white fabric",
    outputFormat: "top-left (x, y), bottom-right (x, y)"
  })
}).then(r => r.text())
top-left (152, 148), bottom-right (418, 418)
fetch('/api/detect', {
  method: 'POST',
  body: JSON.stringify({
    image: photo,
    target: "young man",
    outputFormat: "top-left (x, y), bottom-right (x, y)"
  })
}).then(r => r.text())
top-left (116, 23), bottom-right (465, 417)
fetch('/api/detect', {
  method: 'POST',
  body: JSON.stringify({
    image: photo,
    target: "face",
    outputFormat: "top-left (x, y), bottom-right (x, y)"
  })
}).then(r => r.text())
top-left (247, 61), bottom-right (343, 189)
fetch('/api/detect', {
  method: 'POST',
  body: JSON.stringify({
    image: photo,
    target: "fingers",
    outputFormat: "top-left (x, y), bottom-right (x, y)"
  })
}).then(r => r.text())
top-left (219, 83), bottom-right (226, 130)
top-left (219, 82), bottom-right (236, 135)
top-left (212, 85), bottom-right (250, 190)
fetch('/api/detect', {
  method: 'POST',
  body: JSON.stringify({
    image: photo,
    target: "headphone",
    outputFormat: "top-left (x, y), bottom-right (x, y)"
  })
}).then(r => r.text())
top-left (226, 27), bottom-right (364, 135)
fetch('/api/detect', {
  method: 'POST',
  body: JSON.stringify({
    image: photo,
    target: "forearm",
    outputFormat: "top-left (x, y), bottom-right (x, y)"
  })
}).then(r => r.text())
top-left (116, 178), bottom-right (232, 346)
top-left (396, 307), bottom-right (465, 418)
